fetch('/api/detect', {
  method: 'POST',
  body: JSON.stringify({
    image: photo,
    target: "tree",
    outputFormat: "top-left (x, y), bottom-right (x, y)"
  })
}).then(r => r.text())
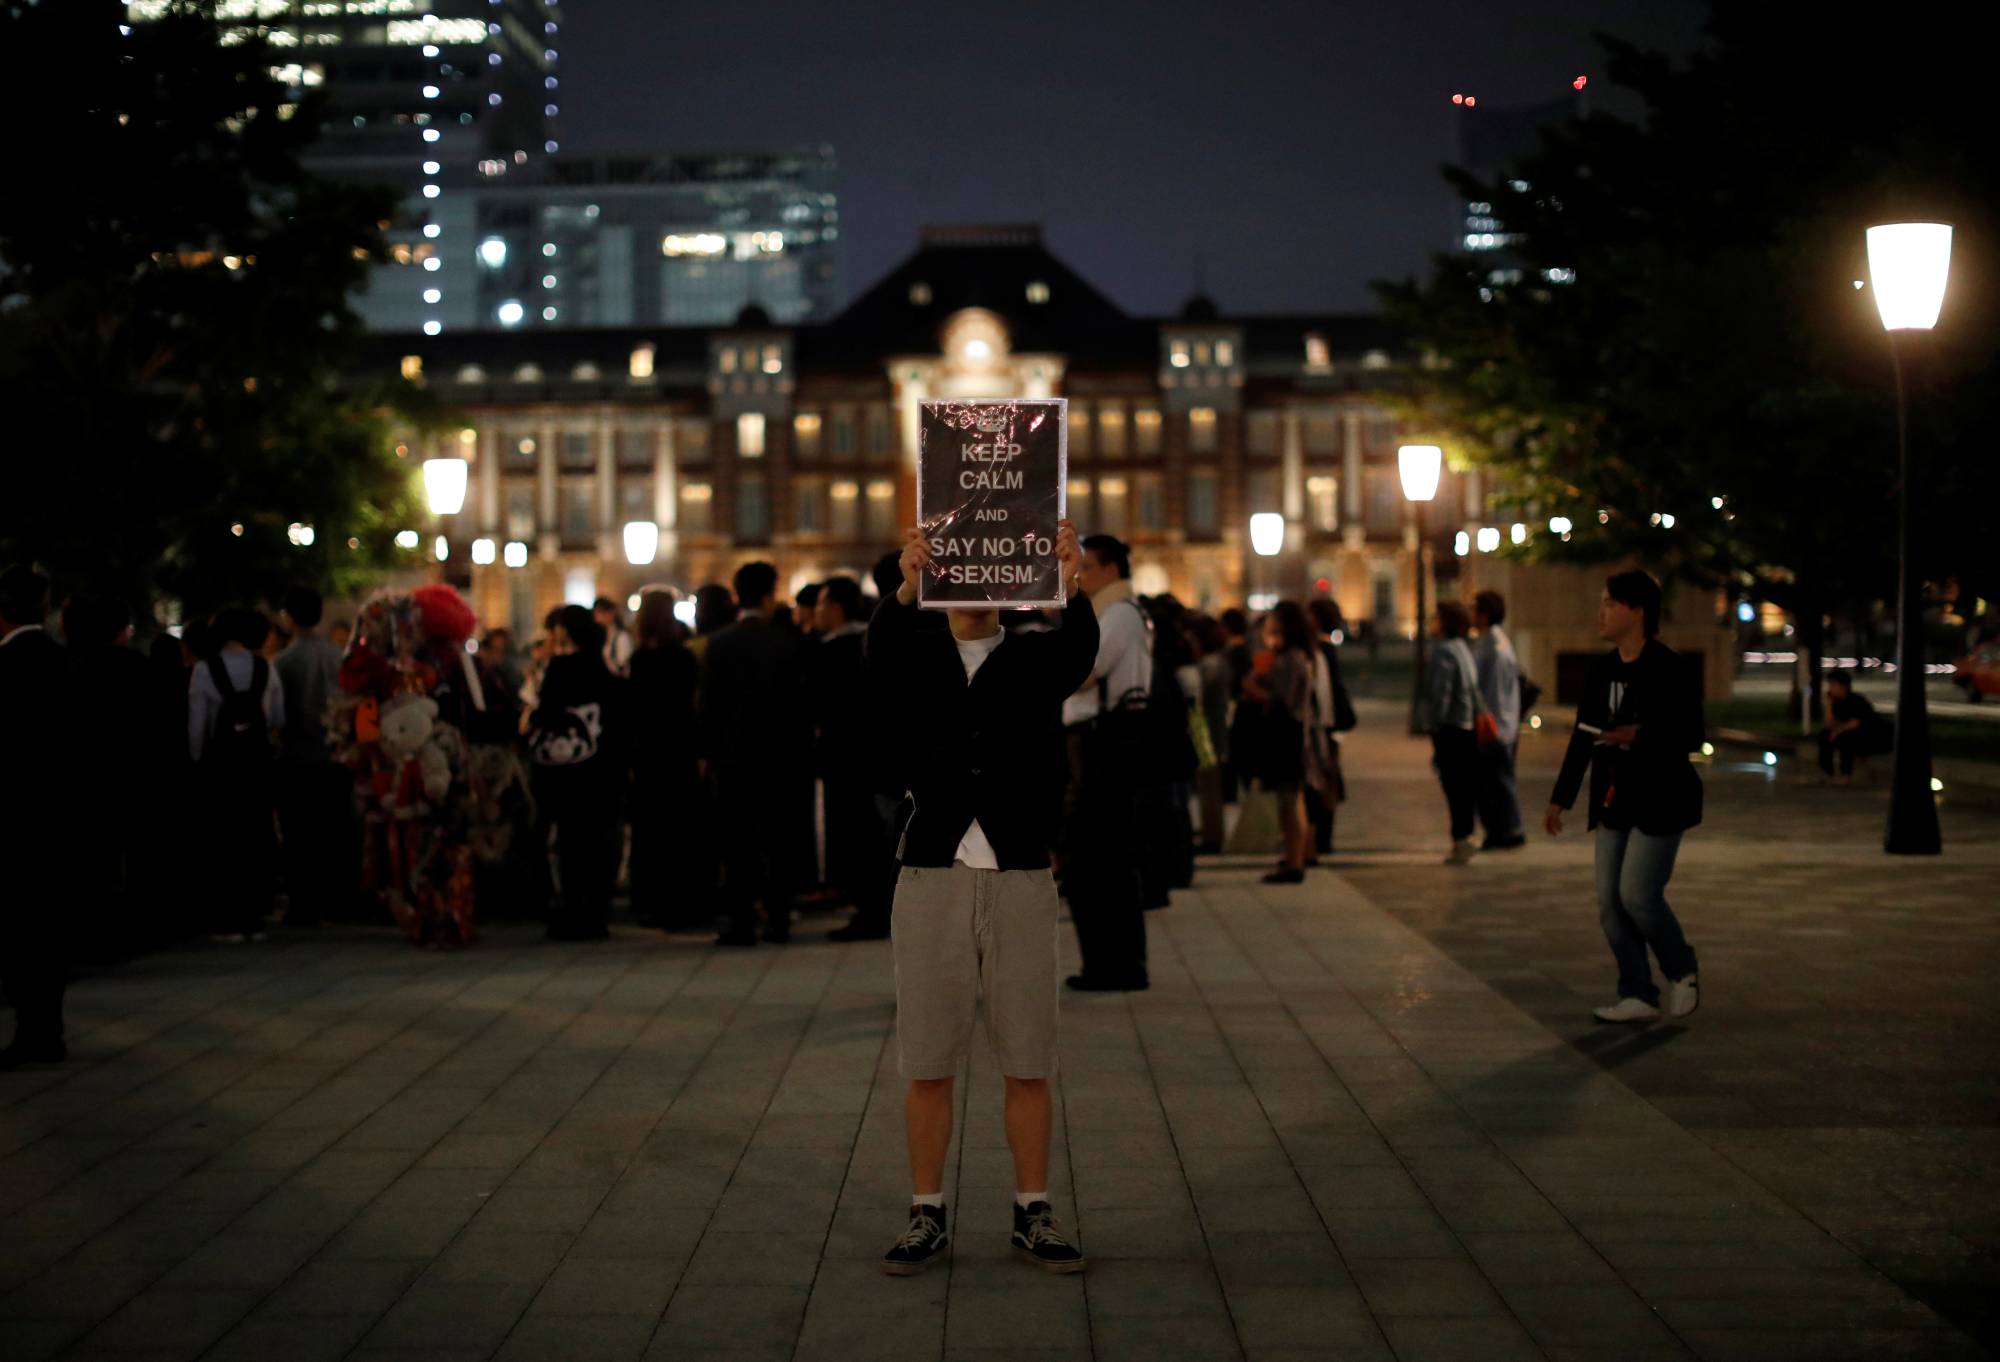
top-left (0, 0), bottom-right (429, 625)
top-left (1377, 4), bottom-right (1999, 711)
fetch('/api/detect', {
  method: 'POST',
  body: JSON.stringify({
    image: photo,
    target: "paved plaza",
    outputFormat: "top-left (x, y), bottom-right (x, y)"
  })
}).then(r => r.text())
top-left (3, 703), bottom-right (1996, 1361)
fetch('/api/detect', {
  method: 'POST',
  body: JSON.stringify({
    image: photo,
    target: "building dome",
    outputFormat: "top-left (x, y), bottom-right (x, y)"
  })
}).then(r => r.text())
top-left (1178, 293), bottom-right (1220, 322)
top-left (733, 303), bottom-right (775, 330)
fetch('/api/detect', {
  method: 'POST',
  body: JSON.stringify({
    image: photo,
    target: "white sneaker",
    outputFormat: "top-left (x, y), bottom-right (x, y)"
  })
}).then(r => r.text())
top-left (1592, 997), bottom-right (1661, 1024)
top-left (1443, 840), bottom-right (1478, 866)
top-left (1667, 975), bottom-right (1699, 1019)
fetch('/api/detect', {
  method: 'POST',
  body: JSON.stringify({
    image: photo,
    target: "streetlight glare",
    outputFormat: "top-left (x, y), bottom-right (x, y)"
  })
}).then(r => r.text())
top-left (1397, 445), bottom-right (1442, 502)
top-left (502, 540), bottom-right (529, 568)
top-left (421, 457), bottom-right (468, 516)
top-left (1865, 222), bottom-right (1952, 331)
top-left (1248, 512), bottom-right (1285, 557)
top-left (471, 537), bottom-right (497, 565)
top-left (622, 519), bottom-right (660, 566)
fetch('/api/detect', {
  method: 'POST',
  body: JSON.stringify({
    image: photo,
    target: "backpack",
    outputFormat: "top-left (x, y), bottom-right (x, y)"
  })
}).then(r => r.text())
top-left (205, 655), bottom-right (273, 771)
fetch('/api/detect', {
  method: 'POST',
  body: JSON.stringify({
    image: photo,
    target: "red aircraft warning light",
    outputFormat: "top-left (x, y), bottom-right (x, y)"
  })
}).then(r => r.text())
top-left (1573, 75), bottom-right (1589, 90)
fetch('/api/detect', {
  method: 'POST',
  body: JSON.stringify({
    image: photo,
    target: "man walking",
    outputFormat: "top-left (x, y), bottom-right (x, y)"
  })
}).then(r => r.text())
top-left (1545, 571), bottom-right (1704, 1023)
top-left (1471, 589), bottom-right (1526, 849)
top-left (699, 561), bottom-right (805, 945)
top-left (0, 566), bottom-right (80, 1068)
top-left (870, 520), bottom-right (1093, 1276)
top-left (1059, 534), bottom-right (1152, 991)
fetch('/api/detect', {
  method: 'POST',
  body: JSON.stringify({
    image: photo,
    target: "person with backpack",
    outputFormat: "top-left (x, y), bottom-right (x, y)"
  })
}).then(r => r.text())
top-left (188, 607), bottom-right (285, 942)
top-left (1059, 534), bottom-right (1153, 991)
top-left (525, 604), bottom-right (625, 941)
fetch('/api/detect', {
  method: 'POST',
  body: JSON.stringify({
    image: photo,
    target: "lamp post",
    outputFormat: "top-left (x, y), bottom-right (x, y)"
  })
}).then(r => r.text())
top-left (1249, 512), bottom-right (1284, 608)
top-left (622, 520), bottom-right (660, 567)
top-left (1868, 222), bottom-right (1950, 856)
top-left (1399, 445), bottom-right (1442, 734)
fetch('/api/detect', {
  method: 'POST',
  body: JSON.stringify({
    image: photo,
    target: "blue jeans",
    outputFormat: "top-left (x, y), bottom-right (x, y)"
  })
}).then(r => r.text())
top-left (1593, 825), bottom-right (1698, 1004)
top-left (1476, 739), bottom-right (1524, 843)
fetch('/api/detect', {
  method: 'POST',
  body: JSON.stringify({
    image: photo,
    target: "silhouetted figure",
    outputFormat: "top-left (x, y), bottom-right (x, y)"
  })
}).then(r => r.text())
top-left (812, 576), bottom-right (894, 941)
top-left (627, 588), bottom-right (706, 930)
top-left (62, 595), bottom-right (151, 957)
top-left (189, 607), bottom-right (285, 941)
top-left (275, 586), bottom-right (357, 923)
top-left (526, 605), bottom-right (624, 941)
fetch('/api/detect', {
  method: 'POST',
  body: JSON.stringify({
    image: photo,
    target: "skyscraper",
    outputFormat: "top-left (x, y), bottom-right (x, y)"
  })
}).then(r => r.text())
top-left (125, 0), bottom-right (563, 334)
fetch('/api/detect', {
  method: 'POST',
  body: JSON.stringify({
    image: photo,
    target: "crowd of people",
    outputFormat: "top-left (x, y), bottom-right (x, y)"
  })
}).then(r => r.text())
top-left (1, 541), bottom-right (1711, 1071)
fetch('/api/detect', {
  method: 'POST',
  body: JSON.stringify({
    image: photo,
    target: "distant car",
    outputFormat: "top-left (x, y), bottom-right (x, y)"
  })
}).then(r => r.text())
top-left (1954, 642), bottom-right (2000, 703)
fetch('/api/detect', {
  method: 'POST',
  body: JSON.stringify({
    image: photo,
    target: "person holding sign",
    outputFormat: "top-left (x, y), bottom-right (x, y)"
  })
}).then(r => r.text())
top-left (869, 518), bottom-right (1094, 1277)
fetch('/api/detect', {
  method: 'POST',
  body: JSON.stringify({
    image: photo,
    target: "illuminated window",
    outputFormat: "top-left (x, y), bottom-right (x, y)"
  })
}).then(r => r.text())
top-left (1136, 474), bottom-right (1164, 530)
top-left (1169, 340), bottom-right (1190, 368)
top-left (1026, 280), bottom-right (1050, 304)
top-left (399, 354), bottom-right (423, 381)
top-left (629, 343), bottom-right (655, 379)
top-left (737, 412), bottom-right (766, 458)
top-left (1304, 334), bottom-right (1331, 370)
top-left (1215, 340), bottom-right (1234, 366)
top-left (718, 347), bottom-right (737, 374)
top-left (1097, 477), bottom-right (1130, 535)
top-left (793, 412), bottom-right (822, 459)
top-left (864, 479), bottom-right (896, 541)
top-left (1194, 342), bottom-right (1211, 365)
top-left (909, 282), bottom-right (932, 305)
top-left (1307, 475), bottom-right (1339, 531)
top-left (679, 482), bottom-right (713, 534)
top-left (1068, 403), bottom-right (1092, 455)
top-left (736, 477), bottom-right (770, 542)
top-left (1188, 407), bottom-right (1218, 454)
top-left (1098, 408), bottom-right (1127, 456)
top-left (1186, 469), bottom-right (1220, 537)
top-left (662, 232), bottom-right (727, 257)
top-left (1066, 478), bottom-right (1092, 529)
top-left (1133, 408), bottom-right (1162, 455)
top-left (761, 346), bottom-right (783, 375)
top-left (830, 480), bottom-right (860, 538)
top-left (505, 487), bottom-right (535, 539)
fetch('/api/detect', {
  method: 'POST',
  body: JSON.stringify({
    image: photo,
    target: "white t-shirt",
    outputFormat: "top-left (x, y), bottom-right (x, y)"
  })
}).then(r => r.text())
top-left (1060, 597), bottom-right (1150, 726)
top-left (952, 629), bottom-right (1005, 869)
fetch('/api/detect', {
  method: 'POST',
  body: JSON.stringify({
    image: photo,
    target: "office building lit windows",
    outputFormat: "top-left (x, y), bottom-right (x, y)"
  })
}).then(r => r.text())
top-left (737, 412), bottom-right (766, 458)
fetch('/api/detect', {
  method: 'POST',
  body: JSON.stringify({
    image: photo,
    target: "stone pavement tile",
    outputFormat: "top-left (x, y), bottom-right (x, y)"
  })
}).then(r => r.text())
top-left (1190, 1183), bottom-right (1327, 1234)
top-left (679, 1232), bottom-right (824, 1289)
top-left (795, 1309), bottom-right (944, 1362)
top-left (494, 1311), bottom-right (655, 1362)
top-left (1090, 1312), bottom-right (1245, 1362)
top-left (0, 1316), bottom-right (93, 1362)
top-left (1079, 1258), bottom-right (1228, 1316)
top-left (505, 1146), bottom-right (631, 1189)
top-left (943, 1282), bottom-right (1088, 1352)
top-left (417, 1129), bottom-right (543, 1170)
top-left (1177, 1146), bottom-right (1301, 1191)
top-left (345, 1348), bottom-right (493, 1362)
top-left (704, 1182), bottom-right (840, 1235)
top-left (199, 1310), bottom-right (374, 1362)
top-left (1650, 1287), bottom-right (1939, 1332)
top-left (1459, 1229), bottom-right (1624, 1287)
top-left (0, 1254), bottom-right (166, 1321)
top-left (72, 1285), bottom-right (264, 1354)
top-left (426, 1228), bottom-right (573, 1284)
top-left (1069, 1163), bottom-right (1193, 1209)
top-left (1294, 1163), bottom-right (1430, 1210)
top-left (1221, 1283), bottom-right (1381, 1353)
top-left (603, 1161), bottom-right (735, 1212)
top-left (1076, 1206), bottom-right (1207, 1259)
top-left (656, 1283), bottom-right (807, 1349)
top-left (260, 1256), bottom-right (426, 1314)
top-left (362, 1280), bottom-right (537, 1352)
top-left (324, 1202), bottom-right (478, 1259)
top-left (1499, 1282), bottom-right (1683, 1351)
top-left (1065, 1125), bottom-right (1180, 1168)
top-left (1348, 1255), bottom-right (1506, 1316)
top-left (532, 1255), bottom-right (679, 1316)
top-left (154, 1232), bottom-right (326, 1290)
top-left (1377, 1315), bottom-right (1545, 1362)
top-left (941, 1349), bottom-right (1091, 1362)
top-left (1679, 1327), bottom-right (1988, 1361)
top-left (1207, 1230), bottom-right (1350, 1290)
top-left (804, 1258), bottom-right (947, 1315)
top-left (1324, 1207), bottom-right (1464, 1259)
top-left (639, 1347), bottom-right (788, 1362)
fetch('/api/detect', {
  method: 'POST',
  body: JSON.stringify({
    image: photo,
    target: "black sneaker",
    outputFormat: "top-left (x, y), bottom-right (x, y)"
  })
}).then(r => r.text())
top-left (1011, 1201), bottom-right (1085, 1273)
top-left (882, 1203), bottom-right (949, 1275)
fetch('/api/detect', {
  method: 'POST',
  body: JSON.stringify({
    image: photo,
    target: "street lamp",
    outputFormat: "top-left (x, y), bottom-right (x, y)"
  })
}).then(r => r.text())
top-left (1867, 221), bottom-right (1950, 855)
top-left (1249, 512), bottom-right (1283, 610)
top-left (622, 519), bottom-right (660, 567)
top-left (1399, 445), bottom-right (1442, 734)
top-left (422, 457), bottom-right (468, 516)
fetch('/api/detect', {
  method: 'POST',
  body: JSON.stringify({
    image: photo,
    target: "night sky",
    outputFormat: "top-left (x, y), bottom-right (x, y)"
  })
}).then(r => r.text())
top-left (563, 0), bottom-right (1705, 318)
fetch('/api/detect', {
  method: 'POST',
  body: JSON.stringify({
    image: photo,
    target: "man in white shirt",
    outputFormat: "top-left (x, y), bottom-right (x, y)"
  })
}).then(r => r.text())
top-left (1472, 589), bottom-right (1526, 849)
top-left (1060, 534), bottom-right (1152, 991)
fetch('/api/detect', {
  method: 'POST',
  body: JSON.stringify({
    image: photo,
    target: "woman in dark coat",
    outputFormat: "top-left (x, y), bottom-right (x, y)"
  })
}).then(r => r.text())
top-left (626, 588), bottom-right (707, 930)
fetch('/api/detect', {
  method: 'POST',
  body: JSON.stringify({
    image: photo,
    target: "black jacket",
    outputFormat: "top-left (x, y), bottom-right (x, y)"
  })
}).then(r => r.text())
top-left (1550, 639), bottom-right (1704, 833)
top-left (698, 614), bottom-right (805, 778)
top-left (866, 594), bottom-right (1098, 869)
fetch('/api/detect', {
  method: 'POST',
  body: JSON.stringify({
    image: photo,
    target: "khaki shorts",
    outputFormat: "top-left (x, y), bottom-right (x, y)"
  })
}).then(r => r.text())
top-left (891, 864), bottom-right (1060, 1080)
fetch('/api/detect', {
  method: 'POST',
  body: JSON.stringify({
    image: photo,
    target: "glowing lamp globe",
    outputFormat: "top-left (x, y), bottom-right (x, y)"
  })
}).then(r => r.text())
top-left (1865, 223), bottom-right (1951, 331)
top-left (622, 520), bottom-right (660, 566)
top-left (422, 457), bottom-right (468, 516)
top-left (1249, 512), bottom-right (1285, 558)
top-left (1398, 445), bottom-right (1442, 502)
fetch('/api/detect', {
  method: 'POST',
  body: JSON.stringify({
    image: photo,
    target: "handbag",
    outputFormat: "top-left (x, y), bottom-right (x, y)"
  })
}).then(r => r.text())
top-left (1458, 644), bottom-right (1503, 748)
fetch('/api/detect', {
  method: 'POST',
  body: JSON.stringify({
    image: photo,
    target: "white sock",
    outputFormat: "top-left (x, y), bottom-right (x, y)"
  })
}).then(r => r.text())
top-left (1015, 1190), bottom-right (1048, 1208)
top-left (911, 1193), bottom-right (944, 1209)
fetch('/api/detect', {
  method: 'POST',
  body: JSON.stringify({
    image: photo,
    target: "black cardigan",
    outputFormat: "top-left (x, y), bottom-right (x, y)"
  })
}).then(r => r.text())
top-left (866, 594), bottom-right (1099, 869)
top-left (1549, 639), bottom-right (1704, 834)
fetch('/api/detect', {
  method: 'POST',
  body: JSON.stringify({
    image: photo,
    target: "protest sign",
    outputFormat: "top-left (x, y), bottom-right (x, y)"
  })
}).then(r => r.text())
top-left (916, 398), bottom-right (1068, 608)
